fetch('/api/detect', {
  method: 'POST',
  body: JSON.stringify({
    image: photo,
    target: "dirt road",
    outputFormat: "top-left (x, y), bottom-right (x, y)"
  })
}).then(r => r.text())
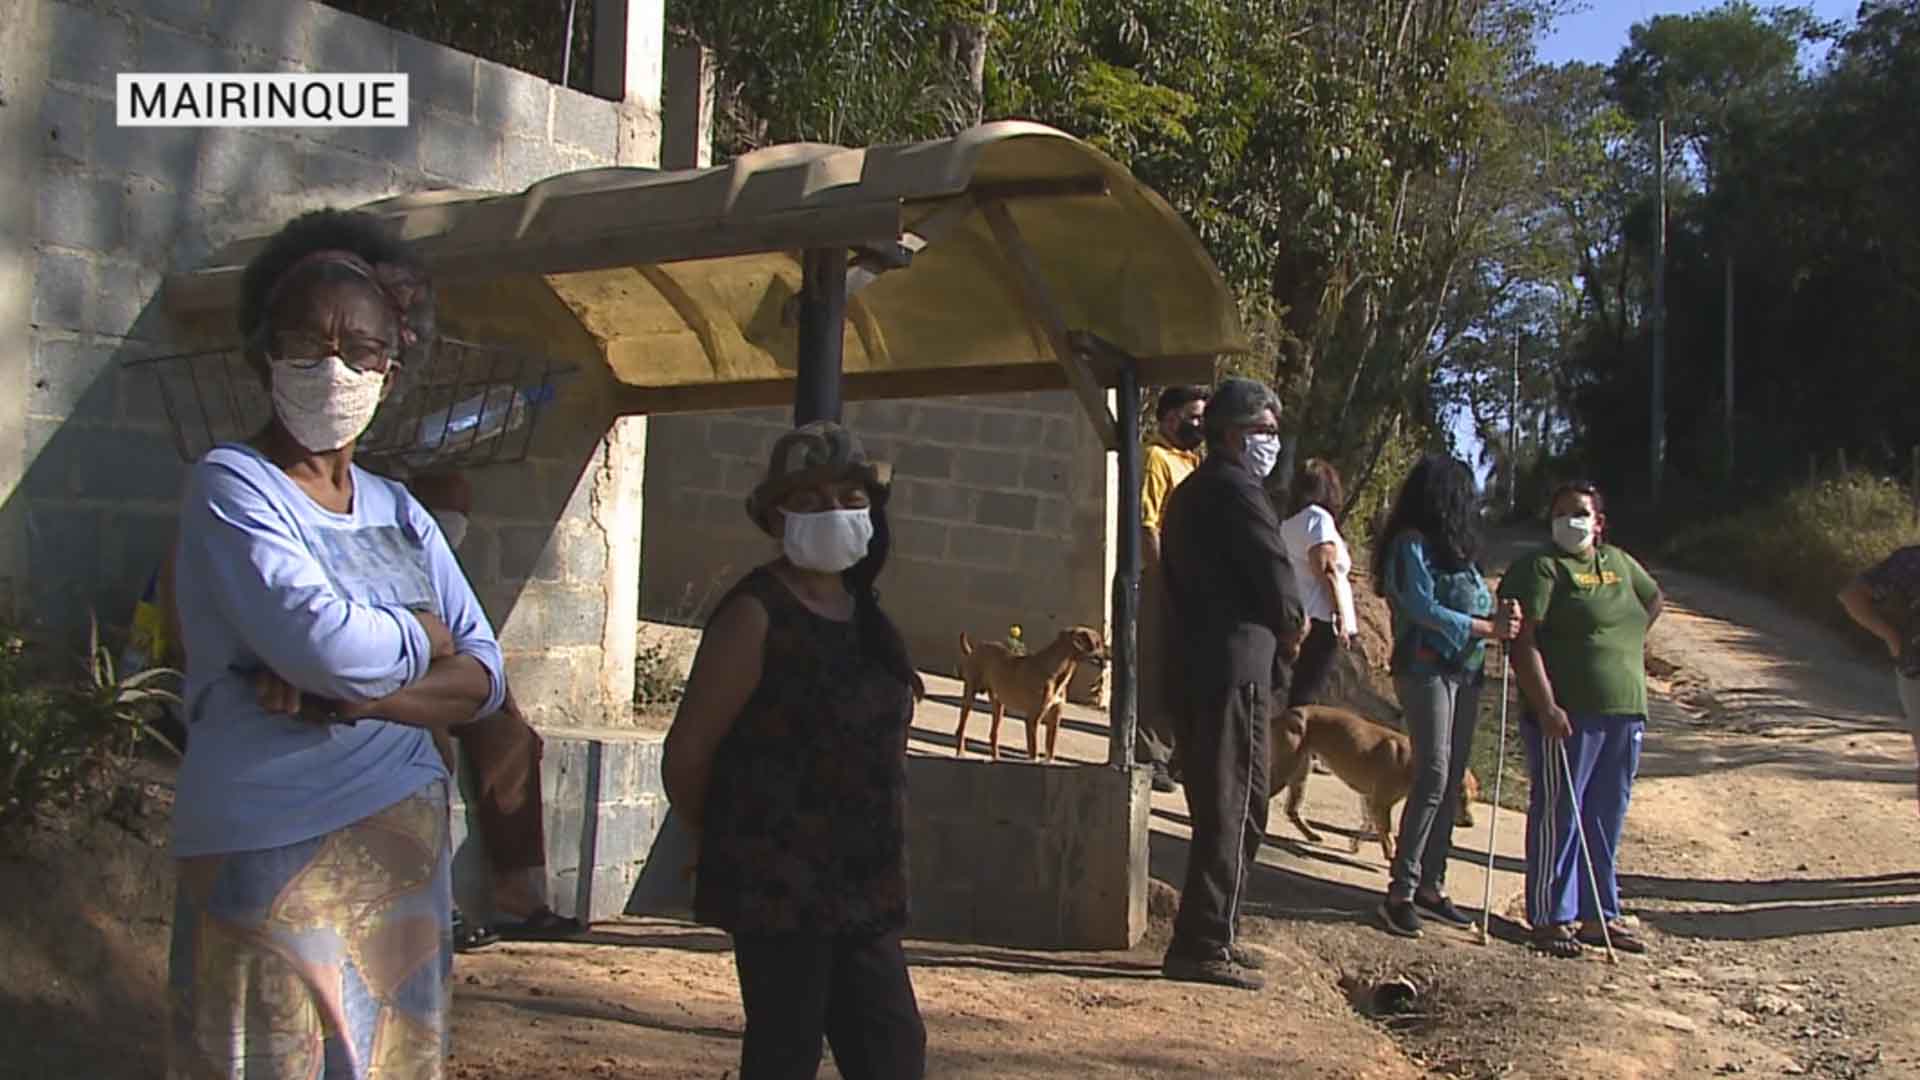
top-left (437, 558), bottom-right (1920, 1079)
top-left (8, 553), bottom-right (1918, 1078)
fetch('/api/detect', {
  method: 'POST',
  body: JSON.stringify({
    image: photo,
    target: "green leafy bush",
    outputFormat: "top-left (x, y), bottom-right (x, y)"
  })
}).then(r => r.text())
top-left (0, 616), bottom-right (182, 831)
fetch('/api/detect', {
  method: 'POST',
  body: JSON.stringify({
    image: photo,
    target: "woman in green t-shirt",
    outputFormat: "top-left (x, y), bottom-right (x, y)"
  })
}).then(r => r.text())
top-left (1500, 481), bottom-right (1664, 958)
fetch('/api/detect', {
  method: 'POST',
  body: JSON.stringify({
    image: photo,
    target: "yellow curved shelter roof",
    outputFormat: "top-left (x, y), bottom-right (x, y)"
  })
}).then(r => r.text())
top-left (163, 121), bottom-right (1246, 423)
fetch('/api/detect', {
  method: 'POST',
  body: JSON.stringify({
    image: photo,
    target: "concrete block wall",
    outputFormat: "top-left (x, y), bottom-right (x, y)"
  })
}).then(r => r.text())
top-left (642, 392), bottom-right (1117, 701)
top-left (451, 729), bottom-right (669, 924)
top-left (907, 759), bottom-right (1150, 948)
top-left (4, 0), bottom-right (632, 733)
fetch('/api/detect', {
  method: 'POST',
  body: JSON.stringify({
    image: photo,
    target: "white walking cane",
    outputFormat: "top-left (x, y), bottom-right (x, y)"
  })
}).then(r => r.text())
top-left (1559, 737), bottom-right (1620, 965)
top-left (1476, 643), bottom-right (1511, 946)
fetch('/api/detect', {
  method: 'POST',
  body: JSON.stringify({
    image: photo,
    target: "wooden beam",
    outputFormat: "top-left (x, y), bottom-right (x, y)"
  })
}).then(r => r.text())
top-left (980, 199), bottom-right (1119, 450)
top-left (161, 202), bottom-right (904, 318)
top-left (606, 355), bottom-right (1213, 417)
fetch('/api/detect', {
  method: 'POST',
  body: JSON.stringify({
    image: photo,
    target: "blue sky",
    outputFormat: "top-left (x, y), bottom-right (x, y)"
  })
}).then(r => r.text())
top-left (1447, 0), bottom-right (1861, 482)
top-left (1537, 0), bottom-right (1862, 68)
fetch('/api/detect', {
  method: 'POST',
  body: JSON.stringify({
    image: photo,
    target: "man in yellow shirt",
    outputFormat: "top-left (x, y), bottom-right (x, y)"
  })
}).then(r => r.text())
top-left (1138, 385), bottom-right (1208, 791)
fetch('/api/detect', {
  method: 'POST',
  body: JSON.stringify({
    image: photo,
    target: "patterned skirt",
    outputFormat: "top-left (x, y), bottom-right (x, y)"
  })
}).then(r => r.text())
top-left (167, 782), bottom-right (452, 1080)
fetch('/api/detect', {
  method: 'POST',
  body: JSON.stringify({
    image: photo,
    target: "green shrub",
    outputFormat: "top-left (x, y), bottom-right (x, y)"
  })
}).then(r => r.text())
top-left (0, 615), bottom-right (182, 831)
top-left (1665, 471), bottom-right (1920, 648)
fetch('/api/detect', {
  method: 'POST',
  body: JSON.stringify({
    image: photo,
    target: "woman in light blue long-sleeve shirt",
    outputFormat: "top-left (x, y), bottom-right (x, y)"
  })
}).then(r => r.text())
top-left (1368, 454), bottom-right (1519, 940)
top-left (167, 209), bottom-right (504, 1079)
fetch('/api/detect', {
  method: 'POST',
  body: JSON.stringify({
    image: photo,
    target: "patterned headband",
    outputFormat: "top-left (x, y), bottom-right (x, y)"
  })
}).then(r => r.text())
top-left (260, 248), bottom-right (429, 350)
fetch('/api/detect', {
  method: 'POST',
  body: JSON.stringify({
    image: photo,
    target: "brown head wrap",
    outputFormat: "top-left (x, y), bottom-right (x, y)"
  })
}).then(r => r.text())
top-left (259, 248), bottom-right (430, 351)
top-left (746, 421), bottom-right (892, 535)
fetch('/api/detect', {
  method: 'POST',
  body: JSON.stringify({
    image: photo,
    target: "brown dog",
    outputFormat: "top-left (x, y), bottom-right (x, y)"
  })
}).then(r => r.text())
top-left (955, 627), bottom-right (1105, 762)
top-left (1270, 705), bottom-right (1481, 864)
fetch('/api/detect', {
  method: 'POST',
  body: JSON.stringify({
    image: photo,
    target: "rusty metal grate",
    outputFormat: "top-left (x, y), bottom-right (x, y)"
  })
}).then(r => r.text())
top-left (122, 336), bottom-right (576, 474)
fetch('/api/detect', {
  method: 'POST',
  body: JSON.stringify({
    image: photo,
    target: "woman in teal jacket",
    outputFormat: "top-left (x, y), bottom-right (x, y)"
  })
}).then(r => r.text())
top-left (1370, 455), bottom-right (1519, 938)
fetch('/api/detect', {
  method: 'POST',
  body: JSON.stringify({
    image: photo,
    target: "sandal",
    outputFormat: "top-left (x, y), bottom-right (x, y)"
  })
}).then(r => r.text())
top-left (493, 906), bottom-right (586, 942)
top-left (452, 910), bottom-right (500, 953)
top-left (1531, 923), bottom-right (1584, 959)
top-left (1577, 919), bottom-right (1648, 954)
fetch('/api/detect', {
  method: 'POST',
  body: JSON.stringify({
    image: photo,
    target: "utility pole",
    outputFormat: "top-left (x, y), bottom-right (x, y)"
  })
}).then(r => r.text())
top-left (1509, 335), bottom-right (1520, 517)
top-left (1651, 116), bottom-right (1668, 505)
top-left (1724, 253), bottom-right (1736, 475)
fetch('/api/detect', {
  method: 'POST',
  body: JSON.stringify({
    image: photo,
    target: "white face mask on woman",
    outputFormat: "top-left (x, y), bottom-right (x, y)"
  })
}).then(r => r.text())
top-left (782, 507), bottom-right (875, 573)
top-left (1244, 432), bottom-right (1282, 478)
top-left (1552, 513), bottom-right (1597, 554)
top-left (269, 355), bottom-right (386, 453)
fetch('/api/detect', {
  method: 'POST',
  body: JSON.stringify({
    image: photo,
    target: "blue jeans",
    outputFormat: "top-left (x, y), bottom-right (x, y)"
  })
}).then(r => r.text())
top-left (1522, 713), bottom-right (1644, 927)
top-left (1388, 673), bottom-right (1482, 902)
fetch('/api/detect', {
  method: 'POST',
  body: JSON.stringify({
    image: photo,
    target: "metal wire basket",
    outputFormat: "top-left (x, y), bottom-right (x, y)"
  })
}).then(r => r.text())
top-left (123, 336), bottom-right (577, 475)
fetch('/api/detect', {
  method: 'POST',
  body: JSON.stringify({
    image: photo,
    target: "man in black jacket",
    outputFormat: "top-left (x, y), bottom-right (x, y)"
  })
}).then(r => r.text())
top-left (1157, 377), bottom-right (1306, 990)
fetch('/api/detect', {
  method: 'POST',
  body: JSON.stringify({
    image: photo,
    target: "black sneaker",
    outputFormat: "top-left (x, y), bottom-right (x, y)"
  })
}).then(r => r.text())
top-left (1413, 893), bottom-right (1475, 929)
top-left (1162, 949), bottom-right (1266, 990)
top-left (1150, 762), bottom-right (1177, 793)
top-left (1377, 900), bottom-right (1424, 939)
top-left (1228, 943), bottom-right (1267, 970)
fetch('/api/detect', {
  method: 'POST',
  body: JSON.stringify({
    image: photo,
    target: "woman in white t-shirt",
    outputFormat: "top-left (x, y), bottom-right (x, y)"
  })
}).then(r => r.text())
top-left (1280, 458), bottom-right (1359, 707)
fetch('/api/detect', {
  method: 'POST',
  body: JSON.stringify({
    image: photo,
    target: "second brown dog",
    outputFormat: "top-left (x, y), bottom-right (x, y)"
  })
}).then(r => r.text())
top-left (1270, 704), bottom-right (1480, 864)
top-left (955, 627), bottom-right (1105, 762)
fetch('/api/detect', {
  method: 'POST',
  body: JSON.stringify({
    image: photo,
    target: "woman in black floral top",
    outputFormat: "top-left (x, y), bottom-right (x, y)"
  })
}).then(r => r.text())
top-left (664, 421), bottom-right (927, 1080)
top-left (1839, 546), bottom-right (1920, 814)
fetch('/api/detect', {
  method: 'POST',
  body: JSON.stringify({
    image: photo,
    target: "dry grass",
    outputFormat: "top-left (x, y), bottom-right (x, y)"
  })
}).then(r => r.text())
top-left (1665, 471), bottom-right (1920, 650)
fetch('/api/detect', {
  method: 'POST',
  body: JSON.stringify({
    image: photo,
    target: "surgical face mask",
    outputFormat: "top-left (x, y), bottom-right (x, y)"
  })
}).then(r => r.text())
top-left (1552, 513), bottom-right (1597, 554)
top-left (1243, 432), bottom-right (1282, 478)
top-left (269, 355), bottom-right (386, 453)
top-left (782, 507), bottom-right (875, 573)
top-left (430, 509), bottom-right (470, 551)
top-left (1172, 418), bottom-right (1204, 451)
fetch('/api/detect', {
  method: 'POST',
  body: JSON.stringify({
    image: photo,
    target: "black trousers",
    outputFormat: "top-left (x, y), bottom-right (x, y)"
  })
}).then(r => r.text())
top-left (1286, 619), bottom-right (1340, 709)
top-left (1170, 680), bottom-right (1274, 956)
top-left (732, 930), bottom-right (927, 1080)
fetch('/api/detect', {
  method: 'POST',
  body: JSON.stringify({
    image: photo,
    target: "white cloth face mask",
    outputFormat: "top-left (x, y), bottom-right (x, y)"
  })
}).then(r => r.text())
top-left (269, 355), bottom-right (386, 453)
top-left (782, 507), bottom-right (875, 573)
top-left (1244, 433), bottom-right (1282, 478)
top-left (1552, 513), bottom-right (1597, 554)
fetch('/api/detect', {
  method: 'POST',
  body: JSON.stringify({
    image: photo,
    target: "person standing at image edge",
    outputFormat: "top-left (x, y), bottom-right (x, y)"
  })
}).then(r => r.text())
top-left (1156, 377), bottom-right (1305, 991)
top-left (1838, 545), bottom-right (1920, 813)
top-left (1500, 480), bottom-right (1663, 958)
top-left (1137, 385), bottom-right (1210, 792)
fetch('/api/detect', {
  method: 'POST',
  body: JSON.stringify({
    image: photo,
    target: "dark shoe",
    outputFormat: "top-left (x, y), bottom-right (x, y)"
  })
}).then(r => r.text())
top-left (493, 906), bottom-right (587, 942)
top-left (1413, 892), bottom-right (1475, 929)
top-left (453, 909), bottom-right (499, 953)
top-left (1377, 900), bottom-right (1424, 939)
top-left (1150, 762), bottom-right (1177, 793)
top-left (1577, 919), bottom-right (1648, 955)
top-left (1162, 949), bottom-right (1266, 990)
top-left (1227, 943), bottom-right (1267, 970)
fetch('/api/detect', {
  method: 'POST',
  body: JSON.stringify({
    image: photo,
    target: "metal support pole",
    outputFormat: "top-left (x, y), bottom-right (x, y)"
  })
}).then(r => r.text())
top-left (1651, 116), bottom-right (1669, 505)
top-left (795, 248), bottom-right (847, 425)
top-left (1510, 336), bottom-right (1520, 517)
top-left (1109, 358), bottom-right (1141, 769)
top-left (561, 0), bottom-right (579, 89)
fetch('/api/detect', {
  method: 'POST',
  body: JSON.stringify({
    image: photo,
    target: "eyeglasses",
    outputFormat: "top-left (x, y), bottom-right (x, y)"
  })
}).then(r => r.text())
top-left (268, 331), bottom-right (400, 374)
